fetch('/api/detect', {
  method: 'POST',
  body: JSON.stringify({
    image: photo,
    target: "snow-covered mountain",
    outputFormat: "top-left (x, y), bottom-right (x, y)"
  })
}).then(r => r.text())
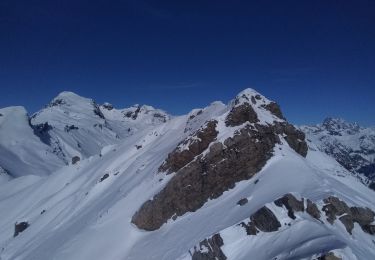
top-left (302, 118), bottom-right (375, 190)
top-left (0, 89), bottom-right (374, 260)
top-left (0, 106), bottom-right (64, 177)
top-left (30, 91), bottom-right (169, 163)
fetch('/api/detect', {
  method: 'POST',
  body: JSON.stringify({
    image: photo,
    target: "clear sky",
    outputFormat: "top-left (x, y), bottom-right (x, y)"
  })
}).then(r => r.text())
top-left (0, 0), bottom-right (374, 126)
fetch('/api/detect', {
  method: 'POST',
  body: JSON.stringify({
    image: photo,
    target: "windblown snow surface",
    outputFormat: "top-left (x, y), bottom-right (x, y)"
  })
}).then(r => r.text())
top-left (0, 89), bottom-right (374, 260)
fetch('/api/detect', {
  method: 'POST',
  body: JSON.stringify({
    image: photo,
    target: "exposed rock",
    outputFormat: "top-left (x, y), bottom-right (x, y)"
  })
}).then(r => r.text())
top-left (239, 221), bottom-right (258, 235)
top-left (251, 96), bottom-right (256, 104)
top-left (237, 198), bottom-right (248, 206)
top-left (322, 196), bottom-right (375, 235)
top-left (132, 124), bottom-right (279, 231)
top-left (225, 103), bottom-right (259, 127)
top-left (159, 120), bottom-right (218, 174)
top-left (99, 173), bottom-right (109, 182)
top-left (317, 252), bottom-right (342, 260)
top-left (369, 182), bottom-right (375, 191)
top-left (362, 225), bottom-right (375, 235)
top-left (322, 196), bottom-right (351, 224)
top-left (191, 234), bottom-right (227, 260)
top-left (274, 122), bottom-right (308, 157)
top-left (306, 199), bottom-right (321, 220)
top-left (48, 98), bottom-right (66, 107)
top-left (72, 156), bottom-right (80, 165)
top-left (93, 102), bottom-right (105, 119)
top-left (153, 113), bottom-right (167, 123)
top-left (263, 102), bottom-right (285, 120)
top-left (274, 193), bottom-right (304, 219)
top-left (339, 214), bottom-right (354, 234)
top-left (350, 206), bottom-right (375, 227)
top-left (64, 125), bottom-right (79, 132)
top-left (14, 222), bottom-right (29, 237)
top-left (102, 102), bottom-right (113, 110)
top-left (250, 206), bottom-right (281, 232)
top-left (31, 122), bottom-right (53, 145)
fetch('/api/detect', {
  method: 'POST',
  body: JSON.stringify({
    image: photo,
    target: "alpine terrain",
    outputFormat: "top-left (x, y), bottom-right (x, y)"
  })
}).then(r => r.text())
top-left (302, 118), bottom-right (375, 190)
top-left (0, 89), bottom-right (374, 260)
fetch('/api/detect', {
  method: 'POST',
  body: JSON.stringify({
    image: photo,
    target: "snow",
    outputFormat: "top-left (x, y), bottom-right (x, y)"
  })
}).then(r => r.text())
top-left (0, 106), bottom-right (64, 177)
top-left (0, 89), bottom-right (374, 260)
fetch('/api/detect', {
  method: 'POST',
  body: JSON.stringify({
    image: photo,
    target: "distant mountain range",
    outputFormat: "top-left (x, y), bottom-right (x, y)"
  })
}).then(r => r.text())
top-left (302, 118), bottom-right (375, 190)
top-left (0, 89), bottom-right (374, 260)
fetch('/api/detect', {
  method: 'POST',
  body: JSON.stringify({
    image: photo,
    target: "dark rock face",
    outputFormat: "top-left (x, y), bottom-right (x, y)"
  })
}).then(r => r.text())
top-left (339, 215), bottom-right (354, 234)
top-left (350, 207), bottom-right (375, 227)
top-left (239, 221), bottom-right (258, 235)
top-left (322, 196), bottom-right (375, 235)
top-left (14, 222), bottom-right (29, 237)
top-left (102, 103), bottom-right (113, 110)
top-left (72, 156), bottom-right (80, 165)
top-left (159, 121), bottom-right (218, 174)
top-left (262, 102), bottom-right (285, 120)
top-left (274, 122), bottom-right (308, 157)
top-left (31, 122), bottom-right (53, 145)
top-left (93, 102), bottom-right (105, 119)
top-left (132, 124), bottom-right (279, 231)
top-left (362, 224), bottom-right (375, 235)
top-left (237, 198), bottom-right (248, 206)
top-left (322, 196), bottom-right (351, 224)
top-left (99, 173), bottom-right (109, 182)
top-left (225, 103), bottom-right (259, 127)
top-left (191, 234), bottom-right (227, 260)
top-left (306, 199), bottom-right (321, 220)
top-left (250, 206), bottom-right (281, 232)
top-left (274, 193), bottom-right (304, 219)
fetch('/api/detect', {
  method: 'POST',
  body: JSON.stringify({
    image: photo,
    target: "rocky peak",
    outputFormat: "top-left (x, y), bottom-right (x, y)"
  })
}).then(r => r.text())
top-left (227, 88), bottom-right (286, 125)
top-left (131, 88), bottom-right (308, 231)
top-left (101, 102), bottom-right (114, 111)
top-left (122, 104), bottom-right (169, 123)
top-left (322, 117), bottom-right (360, 135)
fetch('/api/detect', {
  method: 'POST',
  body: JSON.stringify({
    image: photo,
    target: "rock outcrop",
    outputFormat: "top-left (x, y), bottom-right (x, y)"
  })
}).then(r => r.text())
top-left (322, 196), bottom-right (375, 235)
top-left (132, 90), bottom-right (309, 231)
top-left (191, 234), bottom-right (227, 260)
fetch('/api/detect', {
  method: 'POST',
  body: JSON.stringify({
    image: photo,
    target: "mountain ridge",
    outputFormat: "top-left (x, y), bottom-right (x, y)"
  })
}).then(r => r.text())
top-left (0, 88), bottom-right (374, 260)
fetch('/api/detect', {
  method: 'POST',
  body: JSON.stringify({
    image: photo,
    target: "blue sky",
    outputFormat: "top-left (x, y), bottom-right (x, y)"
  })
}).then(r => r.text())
top-left (0, 0), bottom-right (374, 125)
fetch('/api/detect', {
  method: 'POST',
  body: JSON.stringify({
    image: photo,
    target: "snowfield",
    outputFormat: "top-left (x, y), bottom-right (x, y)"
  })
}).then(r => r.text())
top-left (0, 89), bottom-right (374, 260)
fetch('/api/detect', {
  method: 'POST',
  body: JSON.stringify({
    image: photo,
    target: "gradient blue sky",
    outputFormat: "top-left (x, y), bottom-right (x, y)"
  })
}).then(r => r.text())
top-left (0, 0), bottom-right (374, 125)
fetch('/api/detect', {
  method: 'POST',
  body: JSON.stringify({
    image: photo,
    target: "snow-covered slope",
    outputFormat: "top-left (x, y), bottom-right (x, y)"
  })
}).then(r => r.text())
top-left (30, 91), bottom-right (170, 163)
top-left (0, 89), bottom-right (374, 260)
top-left (0, 106), bottom-right (64, 177)
top-left (302, 118), bottom-right (375, 189)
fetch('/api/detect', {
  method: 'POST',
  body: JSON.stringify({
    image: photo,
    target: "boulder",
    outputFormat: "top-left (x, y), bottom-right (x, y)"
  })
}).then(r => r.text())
top-left (251, 206), bottom-right (281, 232)
top-left (274, 194), bottom-right (304, 219)
top-left (72, 156), bottom-right (80, 165)
top-left (14, 222), bottom-right (29, 237)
